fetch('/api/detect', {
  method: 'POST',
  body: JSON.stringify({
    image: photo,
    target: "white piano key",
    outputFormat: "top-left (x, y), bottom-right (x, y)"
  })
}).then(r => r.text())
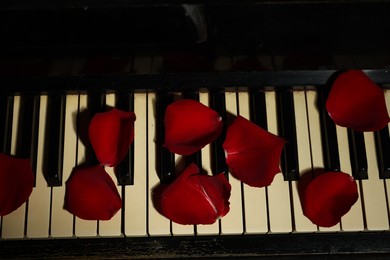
top-left (51, 94), bottom-right (78, 237)
top-left (238, 91), bottom-right (268, 234)
top-left (99, 93), bottom-right (122, 237)
top-left (169, 93), bottom-right (195, 236)
top-left (147, 92), bottom-right (171, 236)
top-left (124, 93), bottom-right (148, 237)
top-left (171, 153), bottom-right (196, 236)
top-left (334, 125), bottom-right (365, 231)
top-left (196, 91), bottom-right (220, 236)
top-left (362, 131), bottom-right (389, 231)
top-left (220, 91), bottom-right (244, 235)
top-left (292, 90), bottom-right (318, 232)
top-left (265, 91), bottom-right (292, 233)
top-left (1, 96), bottom-right (27, 239)
top-left (306, 90), bottom-right (341, 232)
top-left (26, 95), bottom-right (51, 238)
top-left (74, 94), bottom-right (98, 237)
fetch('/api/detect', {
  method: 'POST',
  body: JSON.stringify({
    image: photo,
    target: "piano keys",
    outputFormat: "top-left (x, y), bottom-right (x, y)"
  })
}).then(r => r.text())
top-left (1, 69), bottom-right (390, 258)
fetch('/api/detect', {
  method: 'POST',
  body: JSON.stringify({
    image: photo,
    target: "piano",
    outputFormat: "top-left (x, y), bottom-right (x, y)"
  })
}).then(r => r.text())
top-left (1, 1), bottom-right (390, 259)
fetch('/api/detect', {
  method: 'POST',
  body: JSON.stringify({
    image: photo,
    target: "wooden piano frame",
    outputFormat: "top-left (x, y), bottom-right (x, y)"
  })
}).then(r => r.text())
top-left (1, 1), bottom-right (390, 259)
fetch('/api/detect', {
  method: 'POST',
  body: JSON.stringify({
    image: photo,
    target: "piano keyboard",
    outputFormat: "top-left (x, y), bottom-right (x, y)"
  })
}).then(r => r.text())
top-left (0, 86), bottom-right (389, 239)
top-left (0, 58), bottom-right (390, 252)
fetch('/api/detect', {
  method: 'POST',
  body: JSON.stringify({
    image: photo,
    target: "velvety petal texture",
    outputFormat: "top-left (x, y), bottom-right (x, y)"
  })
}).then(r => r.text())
top-left (89, 108), bottom-right (136, 166)
top-left (326, 70), bottom-right (390, 131)
top-left (0, 153), bottom-right (34, 216)
top-left (65, 165), bottom-right (122, 220)
top-left (223, 116), bottom-right (285, 187)
top-left (164, 99), bottom-right (223, 155)
top-left (158, 163), bottom-right (231, 225)
top-left (303, 171), bottom-right (358, 227)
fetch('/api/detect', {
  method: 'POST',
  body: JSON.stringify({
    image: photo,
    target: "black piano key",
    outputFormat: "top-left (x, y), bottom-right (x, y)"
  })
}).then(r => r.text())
top-left (15, 95), bottom-right (40, 180)
top-left (43, 94), bottom-right (66, 187)
top-left (250, 90), bottom-right (267, 130)
top-left (115, 92), bottom-right (134, 185)
top-left (276, 90), bottom-right (300, 181)
top-left (209, 91), bottom-right (229, 176)
top-left (317, 90), bottom-right (341, 172)
top-left (0, 95), bottom-right (13, 154)
top-left (182, 91), bottom-right (203, 168)
top-left (375, 126), bottom-right (390, 179)
top-left (348, 130), bottom-right (368, 180)
top-left (86, 92), bottom-right (106, 166)
top-left (156, 92), bottom-right (175, 184)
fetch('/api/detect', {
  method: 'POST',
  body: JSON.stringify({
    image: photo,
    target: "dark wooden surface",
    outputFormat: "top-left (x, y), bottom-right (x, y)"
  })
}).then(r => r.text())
top-left (1, 232), bottom-right (390, 259)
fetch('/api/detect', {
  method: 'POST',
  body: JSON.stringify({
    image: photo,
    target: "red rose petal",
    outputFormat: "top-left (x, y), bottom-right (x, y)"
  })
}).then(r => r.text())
top-left (326, 70), bottom-right (390, 131)
top-left (164, 99), bottom-right (223, 155)
top-left (64, 165), bottom-right (122, 220)
top-left (88, 108), bottom-right (136, 166)
top-left (0, 153), bottom-right (34, 216)
top-left (223, 116), bottom-right (285, 187)
top-left (157, 163), bottom-right (231, 225)
top-left (302, 171), bottom-right (358, 227)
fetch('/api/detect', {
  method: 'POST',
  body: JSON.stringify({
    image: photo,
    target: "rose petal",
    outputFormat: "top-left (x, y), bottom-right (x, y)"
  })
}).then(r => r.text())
top-left (157, 163), bottom-right (231, 225)
top-left (88, 108), bottom-right (136, 166)
top-left (164, 99), bottom-right (223, 155)
top-left (64, 165), bottom-right (122, 220)
top-left (0, 153), bottom-right (34, 216)
top-left (302, 171), bottom-right (358, 227)
top-left (223, 116), bottom-right (285, 187)
top-left (326, 70), bottom-right (390, 131)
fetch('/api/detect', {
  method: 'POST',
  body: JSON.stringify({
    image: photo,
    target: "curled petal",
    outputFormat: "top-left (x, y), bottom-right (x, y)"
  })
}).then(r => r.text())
top-left (223, 116), bottom-right (285, 187)
top-left (65, 165), bottom-right (122, 220)
top-left (157, 163), bottom-right (231, 225)
top-left (89, 108), bottom-right (136, 166)
top-left (0, 153), bottom-right (34, 216)
top-left (302, 171), bottom-right (358, 227)
top-left (326, 70), bottom-right (390, 131)
top-left (164, 99), bottom-right (223, 155)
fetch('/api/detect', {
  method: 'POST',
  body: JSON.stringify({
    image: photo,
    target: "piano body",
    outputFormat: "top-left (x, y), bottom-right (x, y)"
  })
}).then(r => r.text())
top-left (1, 0), bottom-right (390, 258)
